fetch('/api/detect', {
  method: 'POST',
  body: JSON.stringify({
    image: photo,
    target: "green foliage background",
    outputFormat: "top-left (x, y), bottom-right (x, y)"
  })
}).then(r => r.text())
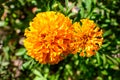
top-left (0, 0), bottom-right (120, 80)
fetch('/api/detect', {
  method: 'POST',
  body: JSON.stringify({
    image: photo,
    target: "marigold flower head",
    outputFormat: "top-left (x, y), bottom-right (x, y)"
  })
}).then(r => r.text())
top-left (72, 19), bottom-right (103, 57)
top-left (24, 11), bottom-right (80, 64)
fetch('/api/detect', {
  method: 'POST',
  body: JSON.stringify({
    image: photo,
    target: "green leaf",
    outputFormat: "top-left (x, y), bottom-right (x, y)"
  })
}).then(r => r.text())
top-left (101, 70), bottom-right (108, 75)
top-left (65, 64), bottom-right (71, 69)
top-left (103, 29), bottom-right (112, 37)
top-left (101, 24), bottom-right (109, 28)
top-left (65, 64), bottom-right (73, 75)
top-left (102, 42), bottom-right (111, 48)
top-left (18, 0), bottom-right (25, 6)
top-left (16, 48), bottom-right (26, 56)
top-left (116, 39), bottom-right (120, 44)
top-left (32, 69), bottom-right (43, 77)
top-left (66, 3), bottom-right (75, 14)
top-left (1, 61), bottom-right (9, 66)
top-left (46, 2), bottom-right (50, 11)
top-left (97, 76), bottom-right (103, 80)
top-left (85, 0), bottom-right (92, 13)
top-left (110, 65), bottom-right (119, 70)
top-left (65, 0), bottom-right (68, 9)
top-left (92, 0), bottom-right (97, 5)
top-left (108, 76), bottom-right (112, 80)
top-left (22, 59), bottom-right (32, 69)
top-left (52, 3), bottom-right (58, 9)
top-left (96, 52), bottom-right (101, 65)
top-left (101, 54), bottom-right (106, 65)
top-left (106, 55), bottom-right (119, 65)
top-left (3, 46), bottom-right (10, 60)
top-left (79, 7), bottom-right (84, 18)
top-left (32, 69), bottom-right (47, 80)
top-left (68, 12), bottom-right (76, 17)
top-left (58, 3), bottom-right (65, 13)
top-left (0, 21), bottom-right (6, 27)
top-left (34, 76), bottom-right (47, 80)
top-left (116, 58), bottom-right (120, 63)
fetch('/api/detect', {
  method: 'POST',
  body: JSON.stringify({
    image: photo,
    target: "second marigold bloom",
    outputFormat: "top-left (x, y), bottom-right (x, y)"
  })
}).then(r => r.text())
top-left (72, 19), bottom-right (103, 57)
top-left (24, 11), bottom-right (80, 64)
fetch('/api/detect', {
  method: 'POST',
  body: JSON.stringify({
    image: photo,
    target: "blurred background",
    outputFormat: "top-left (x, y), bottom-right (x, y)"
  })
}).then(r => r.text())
top-left (0, 0), bottom-right (120, 80)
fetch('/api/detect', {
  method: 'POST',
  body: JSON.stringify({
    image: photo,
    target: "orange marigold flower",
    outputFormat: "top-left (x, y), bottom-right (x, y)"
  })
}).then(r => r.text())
top-left (24, 11), bottom-right (79, 64)
top-left (72, 19), bottom-right (103, 57)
